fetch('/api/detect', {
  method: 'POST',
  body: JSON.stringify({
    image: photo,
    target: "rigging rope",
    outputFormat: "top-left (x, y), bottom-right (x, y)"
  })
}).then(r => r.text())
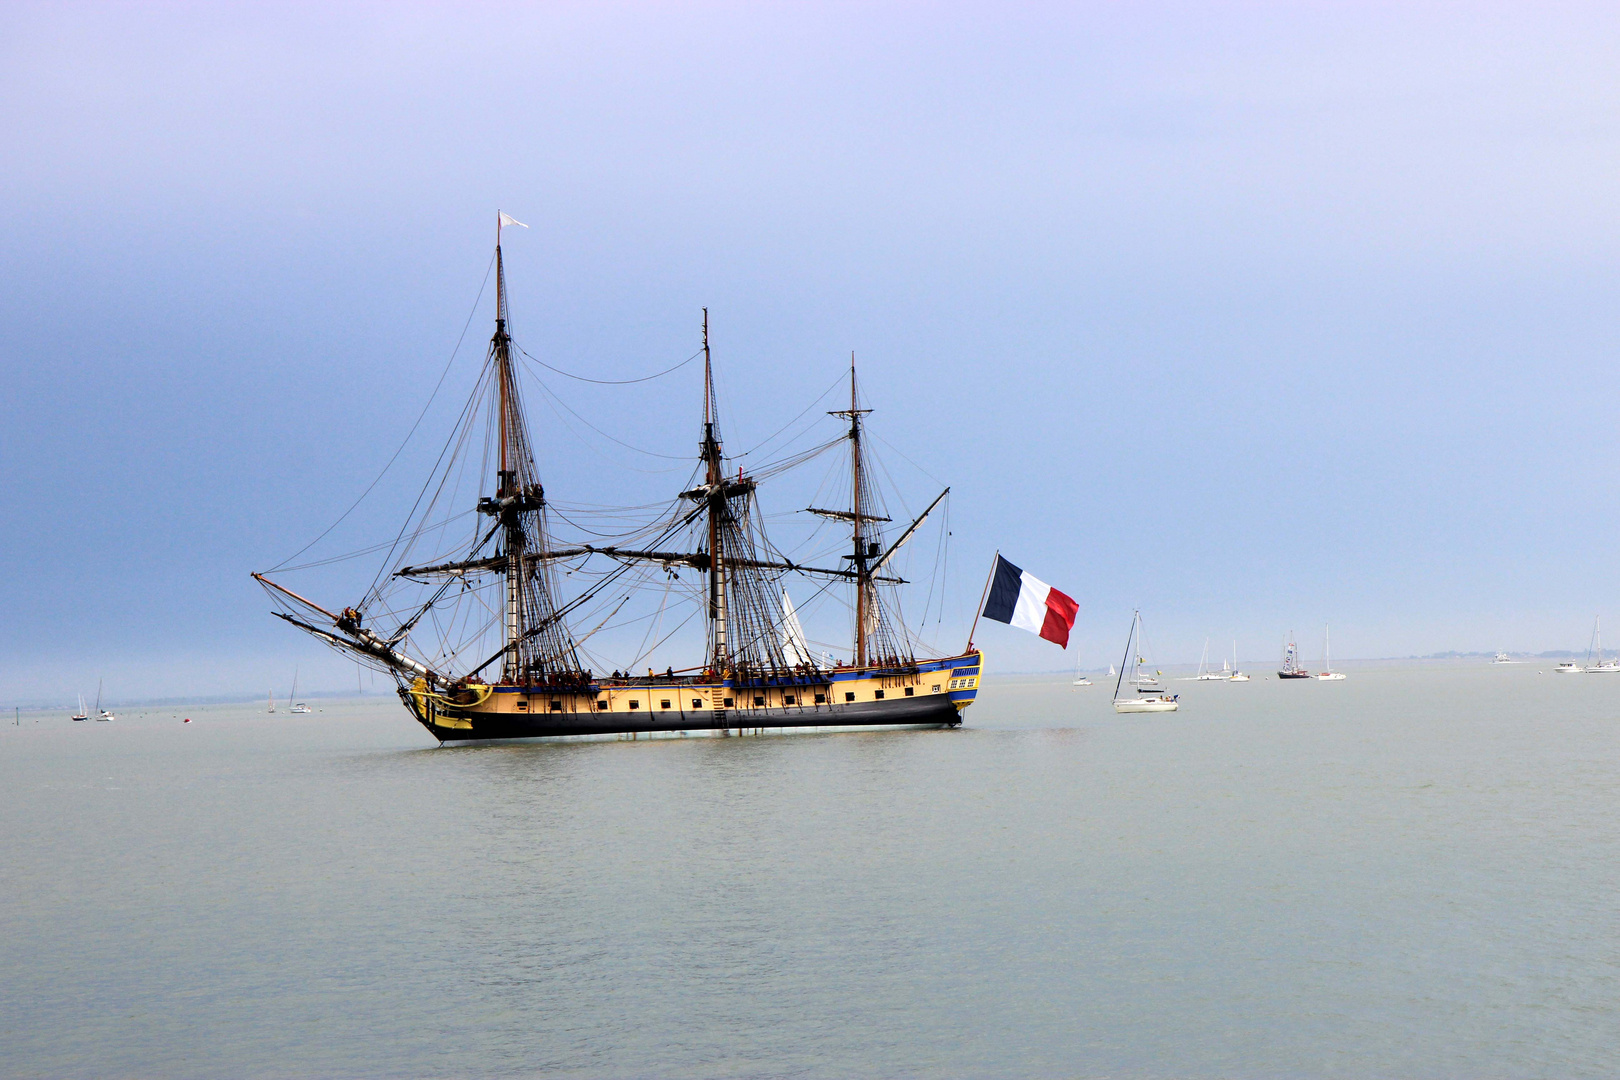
top-left (269, 250), bottom-right (497, 573)
top-left (514, 344), bottom-right (703, 385)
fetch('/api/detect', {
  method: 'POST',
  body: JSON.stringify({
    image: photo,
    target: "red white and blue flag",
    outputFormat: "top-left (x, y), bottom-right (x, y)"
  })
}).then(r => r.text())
top-left (981, 554), bottom-right (1079, 648)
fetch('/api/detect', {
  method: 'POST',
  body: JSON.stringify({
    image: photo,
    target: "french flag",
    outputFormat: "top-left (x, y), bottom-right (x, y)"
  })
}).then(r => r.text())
top-left (981, 554), bottom-right (1079, 648)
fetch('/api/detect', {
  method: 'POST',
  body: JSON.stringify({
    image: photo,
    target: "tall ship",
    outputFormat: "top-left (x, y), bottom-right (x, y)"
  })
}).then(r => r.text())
top-left (255, 220), bottom-right (981, 743)
top-left (1277, 633), bottom-right (1312, 679)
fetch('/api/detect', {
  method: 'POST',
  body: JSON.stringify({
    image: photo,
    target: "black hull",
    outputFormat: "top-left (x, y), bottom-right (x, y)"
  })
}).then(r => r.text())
top-left (410, 690), bottom-right (964, 743)
top-left (1277, 671), bottom-right (1314, 679)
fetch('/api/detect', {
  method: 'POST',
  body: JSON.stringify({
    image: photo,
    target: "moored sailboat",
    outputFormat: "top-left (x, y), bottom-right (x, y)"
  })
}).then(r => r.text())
top-left (1228, 638), bottom-right (1249, 681)
top-left (94, 679), bottom-right (114, 721)
top-left (255, 216), bottom-right (978, 742)
top-left (1113, 611), bottom-right (1178, 713)
top-left (288, 667), bottom-right (311, 713)
top-left (1317, 625), bottom-right (1346, 680)
top-left (1585, 617), bottom-right (1620, 673)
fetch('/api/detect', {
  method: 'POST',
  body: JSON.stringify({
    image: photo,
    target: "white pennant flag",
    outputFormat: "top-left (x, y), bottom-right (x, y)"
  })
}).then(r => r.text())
top-left (498, 211), bottom-right (528, 230)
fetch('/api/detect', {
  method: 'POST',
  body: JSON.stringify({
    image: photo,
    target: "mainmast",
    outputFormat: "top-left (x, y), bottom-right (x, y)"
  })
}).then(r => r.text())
top-left (700, 309), bottom-right (729, 674)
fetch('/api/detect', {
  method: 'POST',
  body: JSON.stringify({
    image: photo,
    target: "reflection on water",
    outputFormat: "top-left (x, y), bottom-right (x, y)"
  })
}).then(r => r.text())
top-left (2, 664), bottom-right (1617, 1077)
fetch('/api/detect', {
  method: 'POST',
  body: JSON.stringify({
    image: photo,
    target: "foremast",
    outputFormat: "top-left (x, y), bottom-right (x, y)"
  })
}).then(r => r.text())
top-left (254, 213), bottom-right (583, 691)
top-left (476, 217), bottom-right (580, 684)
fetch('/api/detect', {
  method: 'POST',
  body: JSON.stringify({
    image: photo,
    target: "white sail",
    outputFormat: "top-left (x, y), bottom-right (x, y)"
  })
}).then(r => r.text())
top-left (779, 590), bottom-right (814, 668)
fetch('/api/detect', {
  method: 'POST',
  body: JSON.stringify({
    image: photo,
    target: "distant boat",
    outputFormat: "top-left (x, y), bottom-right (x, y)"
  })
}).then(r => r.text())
top-left (1278, 634), bottom-right (1312, 679)
top-left (1555, 661), bottom-right (1583, 674)
top-left (268, 688), bottom-right (276, 714)
top-left (1492, 652), bottom-right (1516, 664)
top-left (1071, 646), bottom-right (1091, 686)
top-left (1228, 638), bottom-right (1249, 681)
top-left (1113, 610), bottom-right (1178, 713)
top-left (1585, 617), bottom-right (1620, 673)
top-left (1195, 638), bottom-right (1227, 680)
top-left (1317, 626), bottom-right (1346, 680)
top-left (71, 693), bottom-right (87, 722)
top-left (94, 679), bottom-right (115, 721)
top-left (288, 667), bottom-right (312, 714)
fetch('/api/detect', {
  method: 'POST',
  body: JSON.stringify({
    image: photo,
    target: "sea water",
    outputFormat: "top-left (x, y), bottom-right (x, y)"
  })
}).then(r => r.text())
top-left (1, 662), bottom-right (1616, 1077)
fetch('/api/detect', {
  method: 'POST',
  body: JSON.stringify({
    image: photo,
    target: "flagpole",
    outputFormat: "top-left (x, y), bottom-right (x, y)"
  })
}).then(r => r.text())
top-left (965, 550), bottom-right (999, 652)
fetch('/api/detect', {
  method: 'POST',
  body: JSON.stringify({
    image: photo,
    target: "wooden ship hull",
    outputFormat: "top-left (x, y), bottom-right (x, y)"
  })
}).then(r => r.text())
top-left (404, 651), bottom-right (981, 742)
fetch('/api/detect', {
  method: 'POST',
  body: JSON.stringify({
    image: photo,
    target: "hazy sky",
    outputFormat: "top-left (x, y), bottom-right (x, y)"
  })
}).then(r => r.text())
top-left (5, 2), bottom-right (1620, 701)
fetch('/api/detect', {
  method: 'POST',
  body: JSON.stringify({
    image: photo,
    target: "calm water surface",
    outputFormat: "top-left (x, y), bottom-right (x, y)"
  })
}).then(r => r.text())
top-left (2, 663), bottom-right (1616, 1077)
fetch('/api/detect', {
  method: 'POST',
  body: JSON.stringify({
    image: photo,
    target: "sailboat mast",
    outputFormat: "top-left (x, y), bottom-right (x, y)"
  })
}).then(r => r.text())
top-left (701, 309), bottom-right (728, 674)
top-left (1113, 612), bottom-right (1136, 698)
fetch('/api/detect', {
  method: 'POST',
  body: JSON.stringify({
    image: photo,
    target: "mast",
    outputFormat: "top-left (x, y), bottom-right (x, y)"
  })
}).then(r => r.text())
top-left (474, 211), bottom-right (573, 684)
top-left (494, 232), bottom-right (523, 678)
top-left (701, 309), bottom-right (728, 674)
top-left (1113, 611), bottom-right (1136, 699)
top-left (830, 357), bottom-right (877, 667)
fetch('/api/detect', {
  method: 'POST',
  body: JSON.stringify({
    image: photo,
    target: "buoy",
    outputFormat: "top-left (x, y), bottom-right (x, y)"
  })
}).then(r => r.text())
top-left (183, 718), bottom-right (191, 724)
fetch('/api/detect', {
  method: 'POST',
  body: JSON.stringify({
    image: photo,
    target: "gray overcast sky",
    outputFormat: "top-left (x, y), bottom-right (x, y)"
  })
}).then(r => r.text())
top-left (4, 2), bottom-right (1620, 701)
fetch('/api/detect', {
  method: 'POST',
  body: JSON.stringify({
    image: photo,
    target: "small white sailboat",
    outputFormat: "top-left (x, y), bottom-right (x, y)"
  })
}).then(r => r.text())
top-left (268, 688), bottom-right (276, 713)
top-left (1228, 638), bottom-right (1249, 681)
top-left (1113, 610), bottom-right (1178, 713)
top-left (71, 693), bottom-right (88, 722)
top-left (1585, 617), bottom-right (1620, 673)
top-left (1069, 636), bottom-right (1091, 686)
top-left (1195, 638), bottom-right (1226, 680)
top-left (1316, 626), bottom-right (1346, 680)
top-left (94, 679), bottom-right (115, 721)
top-left (1491, 652), bottom-right (1516, 664)
top-left (288, 667), bottom-right (312, 714)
